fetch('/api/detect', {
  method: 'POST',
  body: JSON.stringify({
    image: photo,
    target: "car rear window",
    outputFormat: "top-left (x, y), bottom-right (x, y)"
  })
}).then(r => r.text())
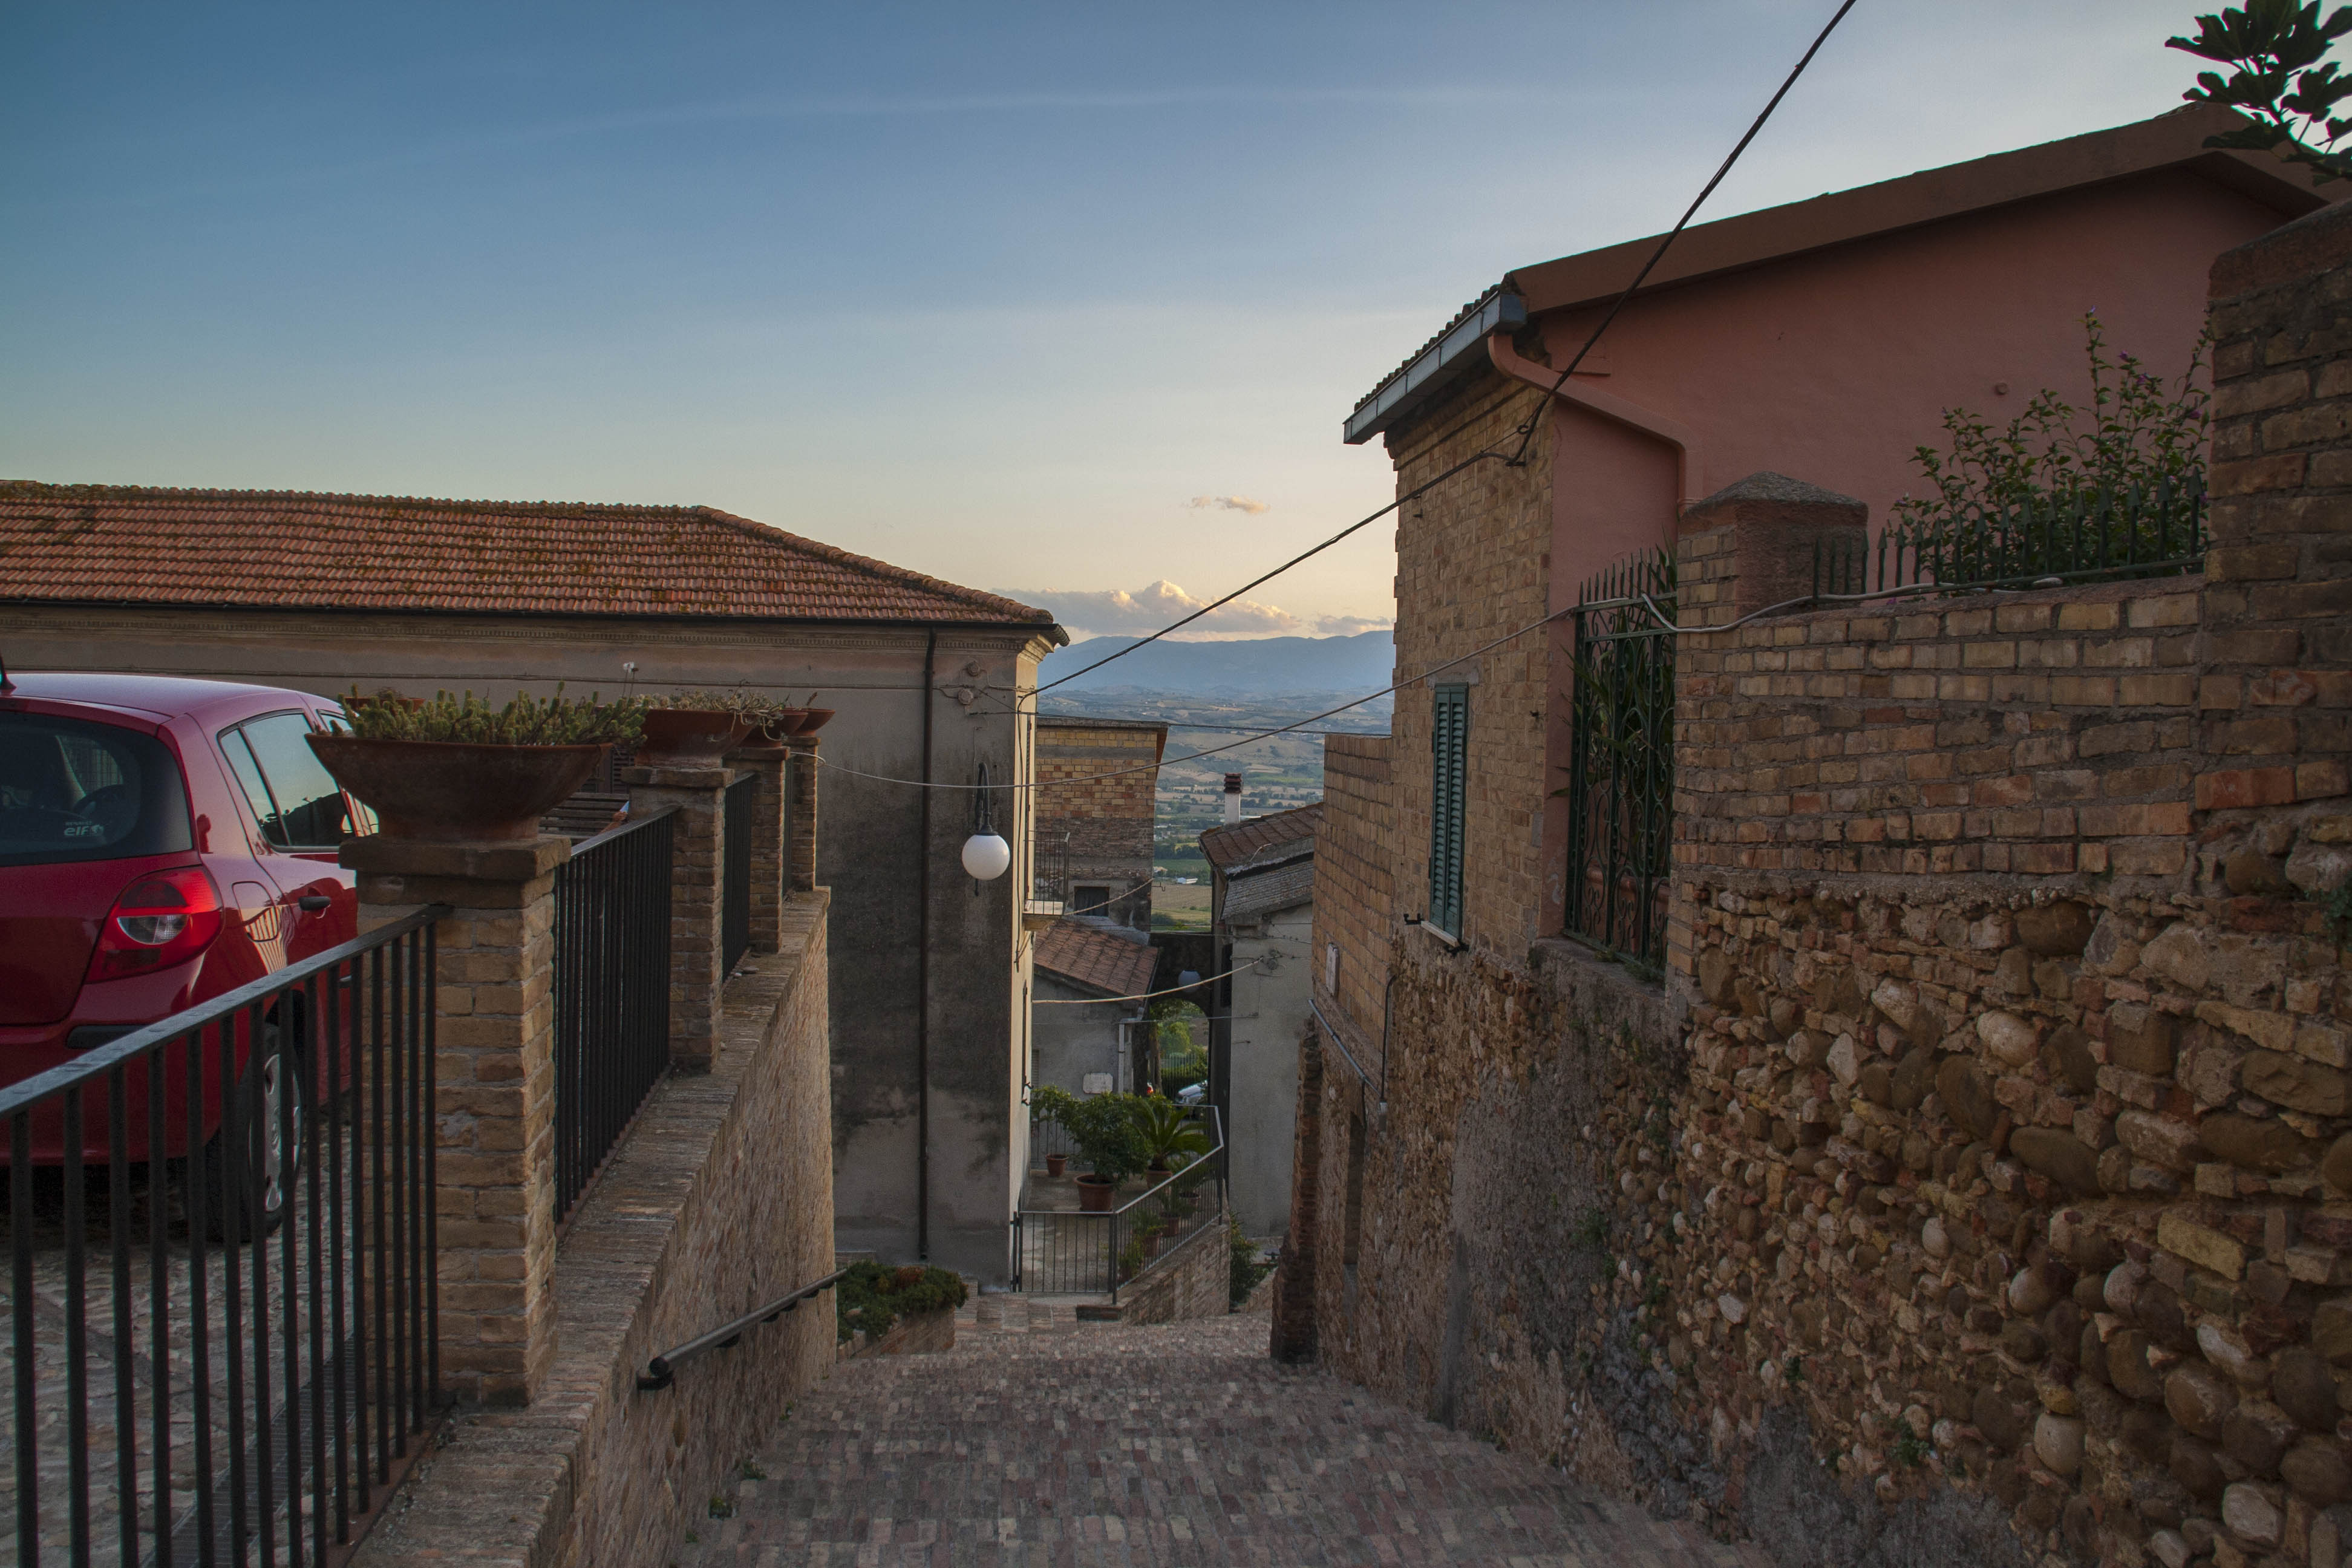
top-left (0, 713), bottom-right (193, 867)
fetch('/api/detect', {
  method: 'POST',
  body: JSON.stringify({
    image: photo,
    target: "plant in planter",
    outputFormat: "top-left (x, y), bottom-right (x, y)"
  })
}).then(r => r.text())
top-left (665, 688), bottom-right (813, 748)
top-left (1135, 1091), bottom-right (1210, 1174)
top-left (1030, 1084), bottom-right (1077, 1177)
top-left (833, 1259), bottom-right (967, 1344)
top-left (310, 686), bottom-right (646, 843)
top-left (635, 691), bottom-right (764, 765)
top-left (1060, 1091), bottom-right (1149, 1212)
top-left (1132, 1209), bottom-right (1166, 1261)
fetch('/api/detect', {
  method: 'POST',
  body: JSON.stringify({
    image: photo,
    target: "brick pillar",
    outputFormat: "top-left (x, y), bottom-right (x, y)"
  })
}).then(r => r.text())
top-left (1269, 1025), bottom-right (1324, 1364)
top-left (2200, 204), bottom-right (2352, 821)
top-left (624, 763), bottom-right (733, 1070)
top-left (1669, 472), bottom-right (1867, 999)
top-left (785, 736), bottom-right (820, 893)
top-left (344, 835), bottom-right (567, 1406)
top-left (724, 746), bottom-right (788, 954)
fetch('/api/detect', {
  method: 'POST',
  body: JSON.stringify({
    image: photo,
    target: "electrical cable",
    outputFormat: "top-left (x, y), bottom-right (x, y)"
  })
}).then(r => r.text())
top-left (815, 602), bottom-right (1573, 792)
top-left (1031, 962), bottom-right (1250, 1005)
top-left (1033, 0), bottom-right (1860, 697)
top-left (1501, 0), bottom-right (1861, 465)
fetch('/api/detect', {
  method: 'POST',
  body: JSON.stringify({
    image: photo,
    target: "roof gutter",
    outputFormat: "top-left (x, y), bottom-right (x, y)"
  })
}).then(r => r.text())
top-left (1344, 289), bottom-right (1525, 445)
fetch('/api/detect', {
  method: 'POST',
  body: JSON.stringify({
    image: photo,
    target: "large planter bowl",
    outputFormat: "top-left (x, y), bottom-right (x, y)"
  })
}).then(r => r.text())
top-left (306, 736), bottom-right (607, 843)
top-left (636, 709), bottom-right (753, 766)
top-left (762, 708), bottom-right (810, 739)
top-left (1075, 1176), bottom-right (1116, 1214)
top-left (795, 708), bottom-right (835, 735)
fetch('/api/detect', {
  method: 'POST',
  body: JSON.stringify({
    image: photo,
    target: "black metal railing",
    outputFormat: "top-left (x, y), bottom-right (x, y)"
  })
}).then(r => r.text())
top-left (634, 1267), bottom-right (845, 1392)
top-left (720, 774), bottom-right (756, 975)
top-left (1561, 547), bottom-right (1676, 973)
top-left (551, 806), bottom-right (676, 1225)
top-left (1814, 479), bottom-right (2206, 598)
top-left (1025, 1117), bottom-right (1075, 1166)
top-left (1011, 1108), bottom-right (1226, 1301)
top-left (4, 907), bottom-right (448, 1567)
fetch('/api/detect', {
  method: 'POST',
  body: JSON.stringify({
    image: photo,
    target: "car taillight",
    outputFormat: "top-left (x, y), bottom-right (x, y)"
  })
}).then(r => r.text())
top-left (88, 867), bottom-right (224, 982)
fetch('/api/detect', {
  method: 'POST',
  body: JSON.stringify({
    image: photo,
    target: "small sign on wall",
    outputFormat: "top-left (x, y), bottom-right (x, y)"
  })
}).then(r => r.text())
top-left (1082, 1073), bottom-right (1114, 1095)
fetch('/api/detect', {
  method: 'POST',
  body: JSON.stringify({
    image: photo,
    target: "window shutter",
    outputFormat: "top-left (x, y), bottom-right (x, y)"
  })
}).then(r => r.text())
top-left (1429, 684), bottom-right (1468, 936)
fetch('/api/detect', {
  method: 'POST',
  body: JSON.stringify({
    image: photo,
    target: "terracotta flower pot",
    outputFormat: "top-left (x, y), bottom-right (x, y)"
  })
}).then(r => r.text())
top-left (306, 736), bottom-right (607, 844)
top-left (1075, 1175), bottom-right (1116, 1213)
top-left (763, 708), bottom-right (810, 738)
top-left (1139, 1235), bottom-right (1160, 1260)
top-left (795, 708), bottom-right (835, 734)
top-left (636, 709), bottom-right (753, 766)
top-left (1045, 1153), bottom-right (1067, 1177)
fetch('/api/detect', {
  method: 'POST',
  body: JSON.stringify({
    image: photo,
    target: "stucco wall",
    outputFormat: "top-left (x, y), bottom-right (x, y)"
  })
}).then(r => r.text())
top-left (1031, 972), bottom-right (1135, 1097)
top-left (1229, 904), bottom-right (1312, 1235)
top-left (0, 608), bottom-right (1048, 1281)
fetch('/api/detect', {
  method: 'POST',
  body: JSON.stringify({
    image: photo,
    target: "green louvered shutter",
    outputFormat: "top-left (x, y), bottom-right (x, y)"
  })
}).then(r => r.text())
top-left (1429, 684), bottom-right (1468, 937)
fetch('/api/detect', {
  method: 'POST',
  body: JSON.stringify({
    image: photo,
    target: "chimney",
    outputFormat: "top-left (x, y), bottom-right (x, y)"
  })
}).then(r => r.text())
top-left (1223, 773), bottom-right (1243, 825)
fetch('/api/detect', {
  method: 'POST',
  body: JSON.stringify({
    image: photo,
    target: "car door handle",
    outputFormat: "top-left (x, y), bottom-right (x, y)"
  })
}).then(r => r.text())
top-left (298, 895), bottom-right (333, 912)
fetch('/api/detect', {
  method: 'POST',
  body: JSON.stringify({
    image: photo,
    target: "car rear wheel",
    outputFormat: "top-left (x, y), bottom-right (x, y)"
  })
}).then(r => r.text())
top-left (201, 1034), bottom-right (307, 1242)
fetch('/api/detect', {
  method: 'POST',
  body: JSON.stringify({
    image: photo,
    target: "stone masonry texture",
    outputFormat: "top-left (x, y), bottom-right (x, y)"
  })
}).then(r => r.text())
top-left (1285, 206), bottom-right (2352, 1567)
top-left (354, 891), bottom-right (835, 1567)
top-left (1036, 719), bottom-right (1163, 930)
top-left (672, 1297), bottom-right (1763, 1566)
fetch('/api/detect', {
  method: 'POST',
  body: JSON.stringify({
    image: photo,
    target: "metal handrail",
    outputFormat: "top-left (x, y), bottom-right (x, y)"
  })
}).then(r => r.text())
top-left (636, 1267), bottom-right (848, 1391)
top-left (0, 902), bottom-right (452, 1117)
top-left (569, 798), bottom-right (680, 857)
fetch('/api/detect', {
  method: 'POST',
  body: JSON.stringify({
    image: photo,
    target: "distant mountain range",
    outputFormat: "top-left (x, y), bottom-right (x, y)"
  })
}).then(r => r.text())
top-left (1036, 630), bottom-right (1394, 697)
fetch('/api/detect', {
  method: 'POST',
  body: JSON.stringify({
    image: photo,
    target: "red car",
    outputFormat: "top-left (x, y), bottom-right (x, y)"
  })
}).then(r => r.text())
top-left (0, 670), bottom-right (373, 1227)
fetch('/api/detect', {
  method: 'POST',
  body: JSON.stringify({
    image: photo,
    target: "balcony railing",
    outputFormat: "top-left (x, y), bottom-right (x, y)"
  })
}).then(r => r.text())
top-left (552, 805), bottom-right (677, 1224)
top-left (1011, 1108), bottom-right (1226, 1301)
top-left (2, 907), bottom-right (448, 1567)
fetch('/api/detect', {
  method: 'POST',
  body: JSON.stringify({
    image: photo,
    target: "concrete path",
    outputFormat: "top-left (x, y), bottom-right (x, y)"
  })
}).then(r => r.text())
top-left (670, 1296), bottom-right (1763, 1567)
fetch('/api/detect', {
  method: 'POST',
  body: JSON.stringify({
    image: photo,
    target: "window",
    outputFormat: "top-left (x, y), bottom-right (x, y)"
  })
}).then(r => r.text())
top-left (1073, 883), bottom-right (1114, 918)
top-left (1428, 683), bottom-right (1468, 938)
top-left (0, 714), bottom-right (191, 867)
top-left (223, 712), bottom-right (354, 849)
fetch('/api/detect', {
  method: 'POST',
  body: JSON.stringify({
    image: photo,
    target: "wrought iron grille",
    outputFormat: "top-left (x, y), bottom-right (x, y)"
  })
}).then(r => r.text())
top-left (552, 805), bottom-right (676, 1224)
top-left (1011, 1108), bottom-right (1226, 1300)
top-left (1814, 479), bottom-right (2206, 598)
top-left (1561, 547), bottom-right (1676, 973)
top-left (720, 774), bottom-right (756, 975)
top-left (3, 906), bottom-right (448, 1567)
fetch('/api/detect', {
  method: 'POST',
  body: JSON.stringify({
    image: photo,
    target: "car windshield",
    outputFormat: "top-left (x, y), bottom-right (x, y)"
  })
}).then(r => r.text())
top-left (0, 713), bottom-right (193, 867)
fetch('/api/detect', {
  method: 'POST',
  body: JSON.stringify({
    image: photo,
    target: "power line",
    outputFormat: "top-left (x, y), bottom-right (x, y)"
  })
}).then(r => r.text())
top-left (1501, 0), bottom-right (1860, 465)
top-left (815, 603), bottom-right (1570, 792)
top-left (1035, 0), bottom-right (1859, 691)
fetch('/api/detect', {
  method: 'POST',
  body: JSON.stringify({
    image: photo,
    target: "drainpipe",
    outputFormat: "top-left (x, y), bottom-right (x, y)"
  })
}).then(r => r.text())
top-left (917, 630), bottom-right (936, 1261)
top-left (1483, 331), bottom-right (1704, 511)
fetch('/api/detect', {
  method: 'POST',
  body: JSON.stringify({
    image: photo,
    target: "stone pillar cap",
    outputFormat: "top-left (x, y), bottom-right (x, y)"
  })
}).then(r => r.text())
top-left (1687, 471), bottom-right (1866, 519)
top-left (341, 834), bottom-right (570, 880)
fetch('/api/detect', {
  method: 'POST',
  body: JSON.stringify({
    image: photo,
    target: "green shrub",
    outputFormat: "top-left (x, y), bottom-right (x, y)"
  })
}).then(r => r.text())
top-left (834, 1260), bottom-right (967, 1342)
top-left (1060, 1091), bottom-right (1151, 1184)
top-left (341, 684), bottom-right (645, 746)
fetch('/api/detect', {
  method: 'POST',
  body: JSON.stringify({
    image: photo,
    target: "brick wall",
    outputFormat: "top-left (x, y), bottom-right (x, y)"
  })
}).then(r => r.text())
top-left (1315, 734), bottom-right (1396, 1051)
top-left (1284, 204), bottom-right (2352, 1566)
top-left (1035, 720), bottom-right (1163, 927)
top-left (1117, 1206), bottom-right (1233, 1325)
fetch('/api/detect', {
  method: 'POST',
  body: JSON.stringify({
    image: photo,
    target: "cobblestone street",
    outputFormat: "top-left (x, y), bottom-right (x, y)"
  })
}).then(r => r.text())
top-left (673, 1298), bottom-right (1765, 1567)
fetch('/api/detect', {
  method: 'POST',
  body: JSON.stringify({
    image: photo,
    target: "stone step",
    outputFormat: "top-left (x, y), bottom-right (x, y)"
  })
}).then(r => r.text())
top-left (670, 1306), bottom-right (1765, 1566)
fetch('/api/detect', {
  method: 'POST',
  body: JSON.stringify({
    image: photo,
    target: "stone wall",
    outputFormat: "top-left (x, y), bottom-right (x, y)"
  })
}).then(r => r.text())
top-left (1315, 734), bottom-right (1396, 1048)
top-left (1116, 1206), bottom-right (1233, 1325)
top-left (1285, 203), bottom-right (2352, 1567)
top-left (1034, 717), bottom-right (1163, 929)
top-left (354, 895), bottom-right (836, 1568)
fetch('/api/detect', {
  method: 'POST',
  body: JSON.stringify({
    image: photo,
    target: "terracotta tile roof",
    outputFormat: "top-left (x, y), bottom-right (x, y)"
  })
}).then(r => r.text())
top-left (1033, 920), bottom-right (1161, 1000)
top-left (1222, 860), bottom-right (1315, 926)
top-left (0, 482), bottom-right (1059, 628)
top-left (1199, 803), bottom-right (1322, 872)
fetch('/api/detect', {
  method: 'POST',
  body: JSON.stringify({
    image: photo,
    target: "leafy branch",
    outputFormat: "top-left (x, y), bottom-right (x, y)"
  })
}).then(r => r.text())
top-left (2171, 1), bottom-right (2352, 185)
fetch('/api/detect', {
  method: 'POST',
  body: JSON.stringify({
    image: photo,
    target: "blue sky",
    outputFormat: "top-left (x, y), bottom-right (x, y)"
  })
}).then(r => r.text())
top-left (3, 2), bottom-right (2216, 637)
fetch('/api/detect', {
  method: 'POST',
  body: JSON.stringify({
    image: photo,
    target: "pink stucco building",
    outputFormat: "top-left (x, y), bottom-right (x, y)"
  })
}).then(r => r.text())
top-left (1345, 105), bottom-right (2339, 933)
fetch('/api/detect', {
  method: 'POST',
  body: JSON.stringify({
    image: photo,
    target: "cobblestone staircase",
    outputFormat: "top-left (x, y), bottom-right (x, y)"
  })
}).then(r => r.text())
top-left (672, 1295), bottom-right (1766, 1567)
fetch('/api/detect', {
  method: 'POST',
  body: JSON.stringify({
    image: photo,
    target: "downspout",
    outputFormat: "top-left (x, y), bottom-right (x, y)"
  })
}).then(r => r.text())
top-left (916, 630), bottom-right (936, 1261)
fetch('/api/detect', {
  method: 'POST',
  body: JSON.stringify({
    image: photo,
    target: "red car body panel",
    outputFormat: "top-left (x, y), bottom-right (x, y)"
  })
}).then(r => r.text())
top-left (0, 672), bottom-right (370, 1162)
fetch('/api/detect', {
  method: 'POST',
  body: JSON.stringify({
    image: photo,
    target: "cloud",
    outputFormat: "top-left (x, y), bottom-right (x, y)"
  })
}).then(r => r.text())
top-left (999, 579), bottom-right (1311, 639)
top-left (1313, 613), bottom-right (1394, 637)
top-left (1186, 494), bottom-right (1269, 515)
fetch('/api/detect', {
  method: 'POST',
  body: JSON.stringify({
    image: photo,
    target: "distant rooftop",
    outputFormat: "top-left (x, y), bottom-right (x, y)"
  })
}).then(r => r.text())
top-left (1201, 803), bottom-right (1322, 874)
top-left (1034, 918), bottom-right (1160, 1000)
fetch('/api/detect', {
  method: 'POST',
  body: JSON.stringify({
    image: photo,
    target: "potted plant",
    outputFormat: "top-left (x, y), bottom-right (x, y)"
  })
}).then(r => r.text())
top-left (795, 692), bottom-right (835, 735)
top-left (309, 687), bottom-right (645, 843)
top-left (1133, 1210), bottom-right (1166, 1261)
top-left (1030, 1085), bottom-right (1076, 1178)
top-left (1060, 1091), bottom-right (1148, 1212)
top-left (636, 691), bottom-right (759, 766)
top-left (1135, 1091), bottom-right (1211, 1174)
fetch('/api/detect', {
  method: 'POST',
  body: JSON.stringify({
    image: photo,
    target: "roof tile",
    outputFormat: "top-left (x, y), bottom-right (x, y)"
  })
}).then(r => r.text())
top-left (1034, 920), bottom-right (1160, 999)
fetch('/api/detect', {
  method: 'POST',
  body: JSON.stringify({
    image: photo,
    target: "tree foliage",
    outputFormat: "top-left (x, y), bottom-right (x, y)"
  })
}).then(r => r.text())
top-left (2171, 1), bottom-right (2352, 184)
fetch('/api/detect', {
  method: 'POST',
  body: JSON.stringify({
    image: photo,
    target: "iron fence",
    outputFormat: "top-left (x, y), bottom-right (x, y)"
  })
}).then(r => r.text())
top-left (1814, 479), bottom-right (2206, 598)
top-left (720, 775), bottom-right (756, 975)
top-left (551, 805), bottom-right (676, 1224)
top-left (3, 906), bottom-right (447, 1567)
top-left (1011, 1108), bottom-right (1225, 1301)
top-left (1561, 547), bottom-right (1676, 973)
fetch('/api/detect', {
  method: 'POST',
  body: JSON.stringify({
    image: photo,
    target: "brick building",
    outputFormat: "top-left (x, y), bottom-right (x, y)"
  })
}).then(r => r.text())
top-left (1032, 715), bottom-right (1167, 933)
top-left (0, 482), bottom-right (1065, 1281)
top-left (1278, 136), bottom-right (2352, 1563)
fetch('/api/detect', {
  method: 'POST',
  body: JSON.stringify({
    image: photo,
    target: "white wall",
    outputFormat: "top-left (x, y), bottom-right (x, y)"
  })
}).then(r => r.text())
top-left (1225, 901), bottom-right (1312, 1236)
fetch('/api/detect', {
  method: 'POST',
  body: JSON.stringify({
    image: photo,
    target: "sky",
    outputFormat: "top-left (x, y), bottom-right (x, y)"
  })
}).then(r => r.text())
top-left (2, 2), bottom-right (2227, 639)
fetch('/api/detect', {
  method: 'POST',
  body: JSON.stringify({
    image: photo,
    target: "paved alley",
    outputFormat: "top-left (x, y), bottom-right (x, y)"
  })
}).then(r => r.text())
top-left (671, 1299), bottom-right (1763, 1567)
